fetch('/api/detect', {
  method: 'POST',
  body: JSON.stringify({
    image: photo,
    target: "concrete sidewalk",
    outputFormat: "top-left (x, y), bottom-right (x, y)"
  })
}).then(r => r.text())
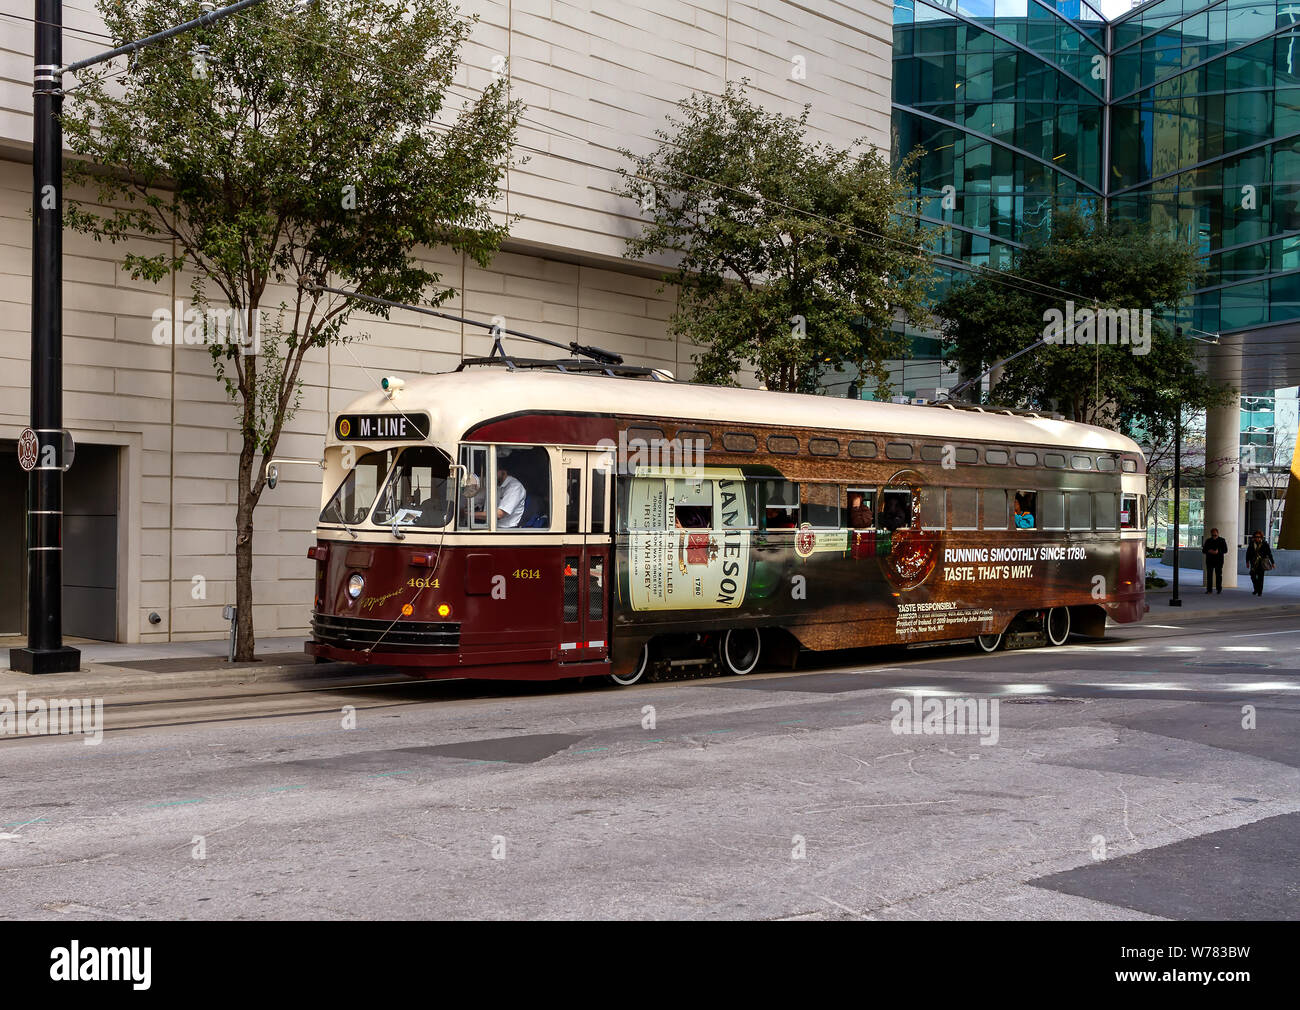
top-left (1143, 559), bottom-right (1300, 615)
top-left (0, 634), bottom-right (392, 698)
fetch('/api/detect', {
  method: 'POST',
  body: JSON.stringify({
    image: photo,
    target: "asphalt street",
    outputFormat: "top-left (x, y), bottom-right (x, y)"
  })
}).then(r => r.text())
top-left (2, 609), bottom-right (1298, 920)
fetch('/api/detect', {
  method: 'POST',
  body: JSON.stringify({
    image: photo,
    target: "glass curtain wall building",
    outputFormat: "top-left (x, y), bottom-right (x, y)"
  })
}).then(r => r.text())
top-left (894, 0), bottom-right (1108, 275)
top-left (1109, 1), bottom-right (1300, 336)
top-left (893, 0), bottom-right (1300, 559)
top-left (893, 0), bottom-right (1300, 367)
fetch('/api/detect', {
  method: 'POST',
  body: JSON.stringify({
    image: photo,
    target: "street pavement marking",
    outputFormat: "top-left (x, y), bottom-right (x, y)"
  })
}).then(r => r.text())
top-left (1232, 629), bottom-right (1300, 638)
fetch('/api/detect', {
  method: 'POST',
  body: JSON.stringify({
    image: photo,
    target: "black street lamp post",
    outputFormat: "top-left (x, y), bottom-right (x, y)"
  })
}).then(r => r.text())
top-left (10, 0), bottom-right (270, 675)
top-left (11, 0), bottom-right (77, 674)
top-left (1170, 404), bottom-right (1183, 607)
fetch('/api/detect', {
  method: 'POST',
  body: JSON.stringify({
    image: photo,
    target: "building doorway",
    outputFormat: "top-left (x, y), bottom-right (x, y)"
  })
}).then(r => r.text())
top-left (0, 441), bottom-right (24, 634)
top-left (0, 440), bottom-right (120, 641)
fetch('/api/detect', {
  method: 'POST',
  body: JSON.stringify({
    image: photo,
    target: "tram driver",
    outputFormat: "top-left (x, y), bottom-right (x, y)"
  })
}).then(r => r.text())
top-left (475, 464), bottom-right (527, 528)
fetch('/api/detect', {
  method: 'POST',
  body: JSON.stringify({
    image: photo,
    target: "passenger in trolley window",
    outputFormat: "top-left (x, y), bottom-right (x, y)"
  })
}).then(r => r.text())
top-left (1013, 492), bottom-right (1035, 529)
top-left (765, 507), bottom-right (797, 529)
top-left (847, 491), bottom-right (873, 529)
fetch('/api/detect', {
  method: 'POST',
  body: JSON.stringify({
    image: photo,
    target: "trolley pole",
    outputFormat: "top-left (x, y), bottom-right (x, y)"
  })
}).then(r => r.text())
top-left (9, 0), bottom-right (272, 675)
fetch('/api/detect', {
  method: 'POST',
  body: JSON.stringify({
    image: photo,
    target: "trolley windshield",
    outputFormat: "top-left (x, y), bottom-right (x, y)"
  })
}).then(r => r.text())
top-left (371, 446), bottom-right (456, 528)
top-left (320, 448), bottom-right (399, 526)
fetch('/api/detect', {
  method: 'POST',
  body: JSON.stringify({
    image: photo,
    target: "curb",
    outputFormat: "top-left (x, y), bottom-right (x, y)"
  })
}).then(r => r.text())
top-left (1139, 599), bottom-right (1300, 622)
top-left (0, 657), bottom-right (404, 698)
top-left (5, 601), bottom-right (1297, 698)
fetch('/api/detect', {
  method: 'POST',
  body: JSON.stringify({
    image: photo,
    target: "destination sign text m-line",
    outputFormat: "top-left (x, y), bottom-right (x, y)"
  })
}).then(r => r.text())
top-left (335, 412), bottom-right (431, 441)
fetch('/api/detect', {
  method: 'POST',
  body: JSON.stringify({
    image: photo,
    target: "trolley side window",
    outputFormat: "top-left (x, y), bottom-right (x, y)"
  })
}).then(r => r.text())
top-left (590, 469), bottom-right (608, 534)
top-left (673, 478), bottom-right (713, 529)
top-left (565, 466), bottom-right (582, 533)
top-left (846, 487), bottom-right (875, 528)
top-left (801, 484), bottom-right (841, 528)
top-left (1068, 491), bottom-right (1091, 530)
top-left (320, 448), bottom-right (398, 526)
top-left (759, 480), bottom-right (799, 529)
top-left (458, 445), bottom-right (492, 530)
top-left (879, 488), bottom-right (912, 531)
top-left (1120, 495), bottom-right (1141, 529)
top-left (496, 446), bottom-right (552, 530)
top-left (919, 486), bottom-right (944, 530)
top-left (717, 479), bottom-right (757, 530)
top-left (983, 488), bottom-right (1007, 529)
top-left (1038, 491), bottom-right (1063, 530)
top-left (459, 445), bottom-right (552, 531)
top-left (373, 447), bottom-right (455, 528)
top-left (1094, 492), bottom-right (1119, 530)
top-left (950, 487), bottom-right (978, 529)
top-left (626, 478), bottom-right (669, 530)
top-left (1013, 490), bottom-right (1039, 530)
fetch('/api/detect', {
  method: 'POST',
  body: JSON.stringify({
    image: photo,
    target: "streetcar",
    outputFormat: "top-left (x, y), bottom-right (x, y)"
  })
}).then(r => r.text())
top-left (288, 359), bottom-right (1148, 684)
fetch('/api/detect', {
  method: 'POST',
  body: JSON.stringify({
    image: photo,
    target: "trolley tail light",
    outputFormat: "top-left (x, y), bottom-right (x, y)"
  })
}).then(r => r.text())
top-left (308, 545), bottom-right (329, 561)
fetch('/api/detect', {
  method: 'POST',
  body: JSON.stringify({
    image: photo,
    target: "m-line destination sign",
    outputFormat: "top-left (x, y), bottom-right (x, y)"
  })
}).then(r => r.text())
top-left (335, 412), bottom-right (431, 441)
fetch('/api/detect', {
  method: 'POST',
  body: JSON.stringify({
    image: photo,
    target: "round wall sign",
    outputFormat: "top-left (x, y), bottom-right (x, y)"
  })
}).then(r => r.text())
top-left (17, 427), bottom-right (38, 471)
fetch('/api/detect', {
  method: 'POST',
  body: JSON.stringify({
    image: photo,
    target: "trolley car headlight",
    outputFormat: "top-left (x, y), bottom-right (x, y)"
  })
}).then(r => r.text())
top-left (347, 573), bottom-right (365, 599)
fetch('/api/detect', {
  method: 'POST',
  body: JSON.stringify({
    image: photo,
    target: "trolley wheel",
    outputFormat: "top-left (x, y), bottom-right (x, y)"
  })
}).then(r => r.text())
top-left (1045, 607), bottom-right (1071, 647)
top-left (719, 627), bottom-right (762, 676)
top-left (974, 631), bottom-right (1004, 653)
top-left (609, 642), bottom-right (650, 687)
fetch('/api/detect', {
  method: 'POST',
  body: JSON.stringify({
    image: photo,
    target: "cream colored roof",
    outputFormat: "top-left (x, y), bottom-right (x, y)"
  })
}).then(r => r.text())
top-left (333, 368), bottom-right (1142, 455)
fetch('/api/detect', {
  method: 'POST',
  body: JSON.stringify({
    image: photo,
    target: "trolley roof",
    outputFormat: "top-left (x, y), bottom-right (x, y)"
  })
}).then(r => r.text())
top-left (332, 369), bottom-right (1142, 455)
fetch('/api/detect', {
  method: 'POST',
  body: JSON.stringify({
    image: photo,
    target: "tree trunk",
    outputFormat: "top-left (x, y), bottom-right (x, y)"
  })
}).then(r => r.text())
top-left (234, 421), bottom-right (258, 662)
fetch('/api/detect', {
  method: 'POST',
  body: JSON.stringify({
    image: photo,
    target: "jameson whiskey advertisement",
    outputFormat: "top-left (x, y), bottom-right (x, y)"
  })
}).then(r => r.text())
top-left (626, 470), bottom-right (755, 611)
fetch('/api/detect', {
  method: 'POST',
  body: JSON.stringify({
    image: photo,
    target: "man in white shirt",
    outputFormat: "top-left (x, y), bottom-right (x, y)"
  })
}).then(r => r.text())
top-left (489, 465), bottom-right (526, 528)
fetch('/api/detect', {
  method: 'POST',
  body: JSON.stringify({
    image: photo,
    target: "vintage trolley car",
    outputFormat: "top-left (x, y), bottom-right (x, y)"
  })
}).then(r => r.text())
top-left (298, 364), bottom-right (1147, 684)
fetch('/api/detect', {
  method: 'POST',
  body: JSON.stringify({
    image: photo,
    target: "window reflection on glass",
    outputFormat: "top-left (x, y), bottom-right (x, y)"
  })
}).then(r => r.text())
top-left (801, 484), bottom-right (841, 529)
top-left (458, 445), bottom-right (490, 530)
top-left (320, 449), bottom-right (398, 526)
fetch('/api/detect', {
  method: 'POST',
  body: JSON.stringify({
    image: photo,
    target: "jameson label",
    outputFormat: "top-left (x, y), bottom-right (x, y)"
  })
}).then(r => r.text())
top-left (628, 472), bottom-right (753, 611)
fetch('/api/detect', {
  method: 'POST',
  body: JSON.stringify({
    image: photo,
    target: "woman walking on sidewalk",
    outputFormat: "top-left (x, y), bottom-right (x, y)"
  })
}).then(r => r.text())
top-left (1246, 530), bottom-right (1275, 596)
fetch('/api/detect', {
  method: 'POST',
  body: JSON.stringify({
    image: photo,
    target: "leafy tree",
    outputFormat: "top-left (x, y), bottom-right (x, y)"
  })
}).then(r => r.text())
top-left (935, 211), bottom-right (1233, 437)
top-left (618, 82), bottom-right (933, 395)
top-left (62, 0), bottom-right (521, 659)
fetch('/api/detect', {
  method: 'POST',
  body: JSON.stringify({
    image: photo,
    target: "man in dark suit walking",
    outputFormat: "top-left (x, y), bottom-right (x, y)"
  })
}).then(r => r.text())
top-left (1201, 527), bottom-right (1228, 594)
